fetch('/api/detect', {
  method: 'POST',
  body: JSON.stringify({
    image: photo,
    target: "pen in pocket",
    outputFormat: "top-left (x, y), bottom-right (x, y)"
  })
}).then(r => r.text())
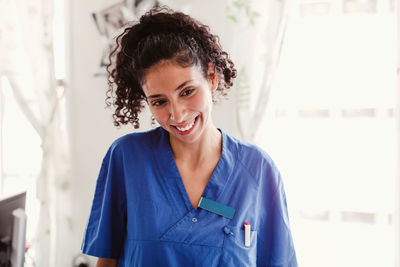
top-left (244, 222), bottom-right (251, 247)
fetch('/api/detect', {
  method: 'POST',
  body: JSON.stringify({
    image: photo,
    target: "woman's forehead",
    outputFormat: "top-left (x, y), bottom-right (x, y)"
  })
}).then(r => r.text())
top-left (143, 61), bottom-right (203, 91)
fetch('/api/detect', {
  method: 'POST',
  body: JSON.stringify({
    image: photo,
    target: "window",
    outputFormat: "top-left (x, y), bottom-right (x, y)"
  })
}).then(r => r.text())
top-left (255, 0), bottom-right (396, 265)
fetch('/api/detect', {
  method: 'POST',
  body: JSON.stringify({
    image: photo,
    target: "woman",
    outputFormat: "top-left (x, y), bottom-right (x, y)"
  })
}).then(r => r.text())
top-left (82, 6), bottom-right (297, 267)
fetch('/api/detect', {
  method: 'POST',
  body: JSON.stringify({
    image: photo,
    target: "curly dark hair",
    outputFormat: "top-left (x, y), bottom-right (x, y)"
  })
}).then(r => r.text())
top-left (106, 6), bottom-right (237, 128)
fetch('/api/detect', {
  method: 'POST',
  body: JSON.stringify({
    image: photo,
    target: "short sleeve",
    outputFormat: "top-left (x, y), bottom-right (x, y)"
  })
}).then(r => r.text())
top-left (257, 161), bottom-right (298, 267)
top-left (81, 144), bottom-right (127, 258)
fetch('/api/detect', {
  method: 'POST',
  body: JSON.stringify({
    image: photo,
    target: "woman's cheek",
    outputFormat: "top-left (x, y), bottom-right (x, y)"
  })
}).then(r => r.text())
top-left (191, 92), bottom-right (210, 110)
top-left (154, 113), bottom-right (165, 125)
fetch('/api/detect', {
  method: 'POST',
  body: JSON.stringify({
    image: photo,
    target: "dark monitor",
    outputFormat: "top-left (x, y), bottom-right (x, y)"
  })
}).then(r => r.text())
top-left (0, 191), bottom-right (27, 267)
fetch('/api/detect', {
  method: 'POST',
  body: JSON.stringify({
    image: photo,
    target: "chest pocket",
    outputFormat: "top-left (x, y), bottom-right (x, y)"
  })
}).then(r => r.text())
top-left (220, 225), bottom-right (257, 267)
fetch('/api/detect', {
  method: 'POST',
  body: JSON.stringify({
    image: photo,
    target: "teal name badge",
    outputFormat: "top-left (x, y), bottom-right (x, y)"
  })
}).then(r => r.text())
top-left (198, 197), bottom-right (235, 219)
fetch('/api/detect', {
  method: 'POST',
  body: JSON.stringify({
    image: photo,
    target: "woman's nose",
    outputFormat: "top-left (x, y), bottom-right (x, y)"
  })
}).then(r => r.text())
top-left (169, 102), bottom-right (185, 122)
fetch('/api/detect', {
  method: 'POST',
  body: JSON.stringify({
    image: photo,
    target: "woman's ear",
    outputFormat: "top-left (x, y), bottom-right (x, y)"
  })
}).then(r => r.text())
top-left (208, 62), bottom-right (219, 92)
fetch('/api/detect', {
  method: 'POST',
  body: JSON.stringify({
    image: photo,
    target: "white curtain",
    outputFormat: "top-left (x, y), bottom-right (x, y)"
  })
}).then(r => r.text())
top-left (0, 0), bottom-right (72, 266)
top-left (225, 0), bottom-right (289, 141)
top-left (396, 2), bottom-right (400, 264)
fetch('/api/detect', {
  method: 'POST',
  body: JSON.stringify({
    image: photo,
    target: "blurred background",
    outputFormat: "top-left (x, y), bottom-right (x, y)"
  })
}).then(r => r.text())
top-left (0, 0), bottom-right (398, 266)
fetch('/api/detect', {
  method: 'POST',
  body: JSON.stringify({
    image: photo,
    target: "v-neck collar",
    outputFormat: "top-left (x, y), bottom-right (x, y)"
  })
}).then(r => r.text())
top-left (152, 127), bottom-right (236, 212)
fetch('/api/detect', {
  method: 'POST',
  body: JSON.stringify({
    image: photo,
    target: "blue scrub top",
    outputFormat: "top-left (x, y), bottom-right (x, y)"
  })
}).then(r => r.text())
top-left (81, 127), bottom-right (297, 266)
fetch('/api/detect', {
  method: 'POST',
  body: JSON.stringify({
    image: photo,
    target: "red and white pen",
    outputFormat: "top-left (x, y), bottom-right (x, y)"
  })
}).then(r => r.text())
top-left (244, 222), bottom-right (251, 247)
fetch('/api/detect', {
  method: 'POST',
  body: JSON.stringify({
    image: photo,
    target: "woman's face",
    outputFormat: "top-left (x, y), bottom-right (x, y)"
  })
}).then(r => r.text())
top-left (142, 60), bottom-right (217, 145)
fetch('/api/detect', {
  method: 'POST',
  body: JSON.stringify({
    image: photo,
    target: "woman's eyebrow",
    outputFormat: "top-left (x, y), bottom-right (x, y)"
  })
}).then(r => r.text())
top-left (175, 80), bottom-right (193, 91)
top-left (147, 94), bottom-right (162, 99)
top-left (147, 80), bottom-right (193, 99)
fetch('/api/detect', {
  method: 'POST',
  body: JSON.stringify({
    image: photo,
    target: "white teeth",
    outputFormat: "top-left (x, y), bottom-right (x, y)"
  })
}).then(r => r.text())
top-left (176, 119), bottom-right (195, 132)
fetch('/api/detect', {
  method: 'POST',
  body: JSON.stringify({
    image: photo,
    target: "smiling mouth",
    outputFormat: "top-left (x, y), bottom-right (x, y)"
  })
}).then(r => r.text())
top-left (173, 116), bottom-right (199, 134)
top-left (176, 120), bottom-right (195, 131)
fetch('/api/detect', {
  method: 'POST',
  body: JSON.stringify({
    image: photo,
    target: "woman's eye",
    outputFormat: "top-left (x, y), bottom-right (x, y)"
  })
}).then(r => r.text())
top-left (182, 88), bottom-right (194, 96)
top-left (152, 99), bottom-right (166, 107)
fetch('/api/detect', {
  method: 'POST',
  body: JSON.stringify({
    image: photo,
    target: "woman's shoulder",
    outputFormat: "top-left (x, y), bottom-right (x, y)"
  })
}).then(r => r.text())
top-left (224, 131), bottom-right (273, 162)
top-left (223, 131), bottom-right (283, 195)
top-left (109, 127), bottom-right (163, 152)
top-left (223, 130), bottom-right (278, 174)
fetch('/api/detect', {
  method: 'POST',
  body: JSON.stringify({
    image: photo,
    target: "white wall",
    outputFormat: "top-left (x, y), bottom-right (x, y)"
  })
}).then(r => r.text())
top-left (396, 1), bottom-right (400, 265)
top-left (67, 0), bottom-right (237, 263)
